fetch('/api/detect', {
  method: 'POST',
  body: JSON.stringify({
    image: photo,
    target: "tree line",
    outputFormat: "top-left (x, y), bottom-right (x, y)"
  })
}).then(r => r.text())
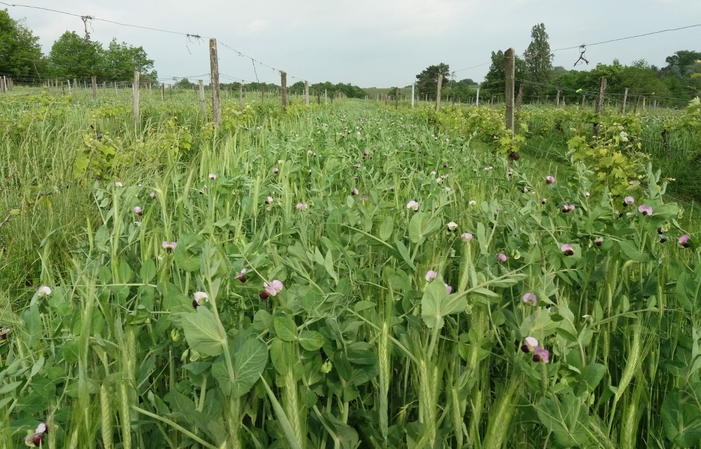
top-left (1, 9), bottom-right (156, 83)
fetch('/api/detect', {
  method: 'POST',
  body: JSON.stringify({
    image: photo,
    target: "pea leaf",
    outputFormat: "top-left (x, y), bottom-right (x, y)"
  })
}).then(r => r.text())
top-left (536, 392), bottom-right (591, 448)
top-left (231, 338), bottom-right (268, 398)
top-left (274, 314), bottom-right (298, 342)
top-left (299, 331), bottom-right (325, 351)
top-left (662, 384), bottom-right (701, 447)
top-left (408, 212), bottom-right (442, 244)
top-left (180, 308), bottom-right (223, 357)
top-left (421, 280), bottom-right (466, 329)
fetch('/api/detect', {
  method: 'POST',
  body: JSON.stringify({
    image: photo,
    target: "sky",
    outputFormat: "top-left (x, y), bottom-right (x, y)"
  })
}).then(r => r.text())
top-left (4, 0), bottom-right (701, 87)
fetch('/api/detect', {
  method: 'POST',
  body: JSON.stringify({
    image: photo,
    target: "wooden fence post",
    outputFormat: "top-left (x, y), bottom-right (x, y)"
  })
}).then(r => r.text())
top-left (621, 87), bottom-right (629, 114)
top-left (198, 80), bottom-right (206, 116)
top-left (304, 81), bottom-right (309, 106)
top-left (411, 83), bottom-right (415, 108)
top-left (555, 90), bottom-right (561, 107)
top-left (281, 71), bottom-right (287, 111)
top-left (581, 95), bottom-right (586, 107)
top-left (92, 76), bottom-right (97, 100)
top-left (593, 77), bottom-right (607, 138)
top-left (160, 83), bottom-right (165, 101)
top-left (133, 71), bottom-right (140, 123)
top-left (209, 38), bottom-right (221, 124)
top-left (516, 83), bottom-right (524, 110)
top-left (436, 74), bottom-right (443, 111)
top-left (395, 88), bottom-right (399, 109)
top-left (261, 88), bottom-right (265, 105)
top-left (504, 48), bottom-right (515, 137)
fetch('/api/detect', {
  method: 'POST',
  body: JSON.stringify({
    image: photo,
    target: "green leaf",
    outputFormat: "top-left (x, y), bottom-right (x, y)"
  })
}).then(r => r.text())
top-left (180, 308), bottom-right (223, 357)
top-left (421, 280), bottom-right (466, 329)
top-left (274, 314), bottom-right (298, 342)
top-left (618, 240), bottom-right (649, 262)
top-left (520, 309), bottom-right (559, 341)
top-left (299, 331), bottom-right (325, 351)
top-left (394, 238), bottom-right (416, 270)
top-left (662, 385), bottom-right (701, 447)
top-left (174, 247), bottom-right (201, 272)
top-left (408, 212), bottom-right (441, 244)
top-left (324, 250), bottom-right (339, 284)
top-left (575, 363), bottom-right (606, 396)
top-left (536, 392), bottom-right (591, 447)
top-left (118, 260), bottom-right (133, 283)
top-left (139, 259), bottom-right (156, 283)
top-left (270, 338), bottom-right (296, 375)
top-left (231, 338), bottom-right (268, 398)
top-left (379, 216), bottom-right (393, 241)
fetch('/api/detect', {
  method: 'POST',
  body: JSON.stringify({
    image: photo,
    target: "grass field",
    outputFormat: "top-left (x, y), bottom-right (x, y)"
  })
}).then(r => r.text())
top-left (1, 88), bottom-right (700, 448)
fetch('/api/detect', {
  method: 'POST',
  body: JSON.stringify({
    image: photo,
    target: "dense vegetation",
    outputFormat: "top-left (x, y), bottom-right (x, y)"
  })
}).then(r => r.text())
top-left (0, 85), bottom-right (700, 449)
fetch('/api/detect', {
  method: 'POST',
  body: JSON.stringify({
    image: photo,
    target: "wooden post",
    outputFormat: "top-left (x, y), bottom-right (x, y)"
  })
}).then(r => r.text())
top-left (304, 81), bottom-right (309, 106)
top-left (114, 82), bottom-right (118, 97)
top-left (198, 80), bottom-right (206, 116)
top-left (62, 83), bottom-right (65, 95)
top-left (325, 89), bottom-right (327, 105)
top-left (642, 97), bottom-right (646, 110)
top-left (0, 77), bottom-right (5, 93)
top-left (73, 79), bottom-right (78, 92)
top-left (133, 71), bottom-right (140, 122)
top-left (91, 76), bottom-right (97, 100)
top-left (436, 73), bottom-right (443, 111)
top-left (160, 83), bottom-right (165, 101)
top-left (281, 71), bottom-right (287, 111)
top-left (504, 48), bottom-right (515, 137)
top-left (555, 90), bottom-right (561, 107)
top-left (239, 84), bottom-right (243, 108)
top-left (476, 87), bottom-right (480, 106)
top-left (261, 88), bottom-right (265, 105)
top-left (209, 38), bottom-right (221, 124)
top-left (593, 77), bottom-right (607, 138)
top-left (411, 83), bottom-right (415, 108)
top-left (395, 87), bottom-right (399, 109)
top-left (516, 83), bottom-right (524, 110)
top-left (620, 88), bottom-right (629, 114)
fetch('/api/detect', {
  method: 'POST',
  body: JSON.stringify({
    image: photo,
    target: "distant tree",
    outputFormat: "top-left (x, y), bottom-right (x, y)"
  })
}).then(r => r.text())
top-left (290, 80), bottom-right (305, 94)
top-left (48, 31), bottom-right (102, 79)
top-left (523, 23), bottom-right (554, 95)
top-left (415, 63), bottom-right (450, 100)
top-left (100, 38), bottom-right (156, 82)
top-left (0, 9), bottom-right (45, 78)
top-left (662, 50), bottom-right (701, 77)
top-left (174, 78), bottom-right (195, 89)
top-left (481, 50), bottom-right (526, 98)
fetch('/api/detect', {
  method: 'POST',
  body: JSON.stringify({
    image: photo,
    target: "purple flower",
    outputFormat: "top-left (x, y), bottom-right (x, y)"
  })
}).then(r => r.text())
top-left (260, 280), bottom-right (284, 299)
top-left (497, 253), bottom-right (507, 263)
top-left (134, 206), bottom-right (143, 216)
top-left (272, 167), bottom-right (279, 174)
top-left (235, 268), bottom-right (247, 283)
top-left (545, 175), bottom-right (555, 184)
top-left (562, 204), bottom-right (575, 213)
top-left (445, 284), bottom-right (453, 294)
top-left (461, 232), bottom-right (473, 242)
top-left (209, 173), bottom-right (217, 180)
top-left (623, 196), bottom-right (635, 206)
top-left (296, 203), bottom-right (309, 211)
top-left (265, 196), bottom-right (273, 204)
top-left (595, 236), bottom-right (604, 247)
top-left (149, 191), bottom-right (156, 199)
top-left (162, 241), bottom-right (177, 253)
top-left (425, 270), bottom-right (438, 282)
top-left (24, 422), bottom-right (47, 447)
top-left (351, 188), bottom-right (359, 196)
top-left (522, 292), bottom-right (537, 306)
top-left (638, 205), bottom-right (653, 216)
top-left (533, 346), bottom-right (550, 363)
top-left (521, 336), bottom-right (538, 353)
top-left (679, 235), bottom-right (691, 248)
top-left (561, 244), bottom-right (574, 256)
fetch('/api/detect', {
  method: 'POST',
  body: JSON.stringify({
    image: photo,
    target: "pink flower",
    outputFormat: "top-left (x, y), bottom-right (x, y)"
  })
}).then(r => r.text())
top-left (24, 422), bottom-right (47, 447)
top-left (623, 196), bottom-right (635, 206)
top-left (522, 292), bottom-right (537, 306)
top-left (638, 205), bottom-right (653, 216)
top-left (209, 173), bottom-right (217, 180)
top-left (595, 237), bottom-right (604, 247)
top-left (533, 346), bottom-right (550, 363)
top-left (296, 203), bottom-right (308, 211)
top-left (406, 201), bottom-right (419, 211)
top-left (162, 241), bottom-right (177, 253)
top-left (265, 196), bottom-right (273, 204)
top-left (461, 232), bottom-right (473, 242)
top-left (192, 291), bottom-right (209, 308)
top-left (679, 235), bottom-right (691, 248)
top-left (235, 268), bottom-right (247, 283)
top-left (351, 188), bottom-right (359, 196)
top-left (445, 284), bottom-right (453, 294)
top-left (260, 280), bottom-right (284, 299)
top-left (272, 167), bottom-right (279, 174)
top-left (561, 244), bottom-right (574, 256)
top-left (425, 270), bottom-right (438, 282)
top-left (545, 176), bottom-right (555, 184)
top-left (521, 336), bottom-right (538, 353)
top-left (562, 204), bottom-right (575, 213)
top-left (149, 191), bottom-right (156, 199)
top-left (133, 206), bottom-right (143, 216)
top-left (497, 253), bottom-right (507, 263)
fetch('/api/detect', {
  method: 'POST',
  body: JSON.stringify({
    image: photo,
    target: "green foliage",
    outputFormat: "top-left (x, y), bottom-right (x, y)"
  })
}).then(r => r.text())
top-left (415, 63), bottom-right (451, 100)
top-left (523, 23), bottom-right (554, 96)
top-left (48, 31), bottom-right (103, 79)
top-left (0, 9), bottom-right (45, 78)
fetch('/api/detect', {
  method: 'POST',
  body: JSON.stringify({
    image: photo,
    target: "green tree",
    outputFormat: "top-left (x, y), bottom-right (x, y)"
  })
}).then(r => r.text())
top-left (523, 23), bottom-right (554, 95)
top-left (481, 50), bottom-right (526, 98)
top-left (174, 78), bottom-right (195, 89)
top-left (48, 31), bottom-right (103, 80)
top-left (101, 38), bottom-right (156, 82)
top-left (0, 9), bottom-right (45, 79)
top-left (415, 63), bottom-right (450, 100)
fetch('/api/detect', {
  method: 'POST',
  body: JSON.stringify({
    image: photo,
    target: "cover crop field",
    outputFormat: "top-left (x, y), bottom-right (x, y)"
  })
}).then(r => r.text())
top-left (1, 89), bottom-right (701, 449)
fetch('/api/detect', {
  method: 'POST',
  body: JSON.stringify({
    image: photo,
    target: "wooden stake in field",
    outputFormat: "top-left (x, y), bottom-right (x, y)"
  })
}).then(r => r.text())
top-left (581, 95), bottom-right (586, 107)
top-left (476, 87), bottom-right (480, 106)
top-left (411, 83), bottom-right (415, 108)
top-left (304, 81), bottom-right (309, 106)
top-left (555, 90), bottom-right (560, 107)
top-left (261, 88), bottom-right (265, 105)
top-left (209, 38), bottom-right (222, 124)
top-left (198, 80), bottom-right (207, 117)
top-left (160, 83), bottom-right (165, 102)
top-left (516, 83), bottom-right (524, 110)
top-left (92, 76), bottom-right (98, 100)
top-left (593, 77), bottom-right (607, 138)
top-left (281, 71), bottom-right (287, 111)
top-left (504, 48), bottom-right (515, 137)
top-left (436, 74), bottom-right (443, 111)
top-left (621, 87), bottom-right (629, 114)
top-left (133, 71), bottom-right (140, 123)
top-left (239, 84), bottom-right (243, 108)
top-left (395, 87), bottom-right (399, 110)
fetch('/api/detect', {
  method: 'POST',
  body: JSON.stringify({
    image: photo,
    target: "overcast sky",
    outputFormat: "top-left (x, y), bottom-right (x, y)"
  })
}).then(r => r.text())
top-left (5, 0), bottom-right (701, 87)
